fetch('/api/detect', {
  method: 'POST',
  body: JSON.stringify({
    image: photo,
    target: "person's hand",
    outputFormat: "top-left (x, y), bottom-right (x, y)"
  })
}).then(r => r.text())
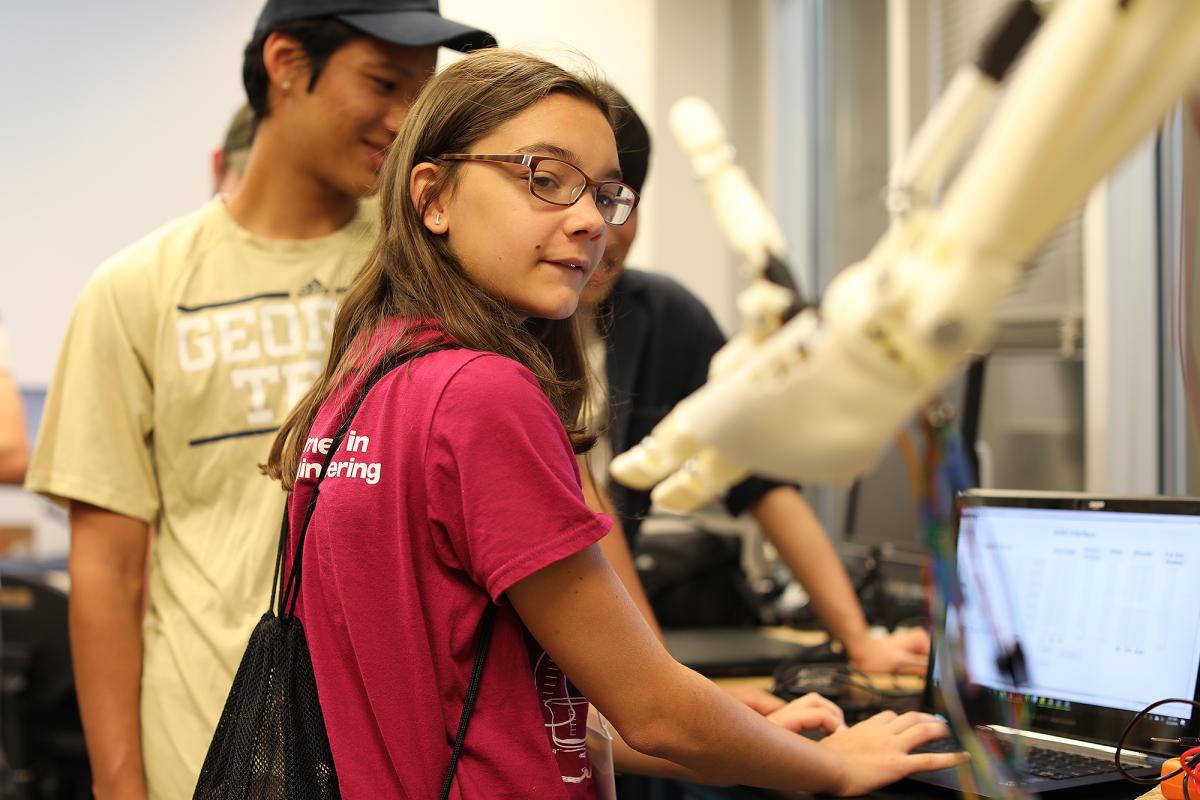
top-left (765, 691), bottom-right (845, 735)
top-left (722, 683), bottom-right (786, 715)
top-left (818, 710), bottom-right (966, 797)
top-left (847, 628), bottom-right (930, 675)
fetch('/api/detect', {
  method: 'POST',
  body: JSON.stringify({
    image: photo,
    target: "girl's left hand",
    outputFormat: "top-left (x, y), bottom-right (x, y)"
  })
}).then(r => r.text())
top-left (765, 691), bottom-right (846, 735)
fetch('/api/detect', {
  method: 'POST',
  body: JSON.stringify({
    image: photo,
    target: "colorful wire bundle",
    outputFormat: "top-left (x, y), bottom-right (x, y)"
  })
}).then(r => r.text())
top-left (903, 402), bottom-right (1033, 799)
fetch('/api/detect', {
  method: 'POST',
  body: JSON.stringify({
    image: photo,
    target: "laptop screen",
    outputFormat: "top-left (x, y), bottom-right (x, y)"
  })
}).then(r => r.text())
top-left (932, 491), bottom-right (1200, 753)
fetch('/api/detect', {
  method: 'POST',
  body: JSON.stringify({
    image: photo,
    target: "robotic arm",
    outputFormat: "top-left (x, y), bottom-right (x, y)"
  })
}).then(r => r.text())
top-left (611, 0), bottom-right (1200, 511)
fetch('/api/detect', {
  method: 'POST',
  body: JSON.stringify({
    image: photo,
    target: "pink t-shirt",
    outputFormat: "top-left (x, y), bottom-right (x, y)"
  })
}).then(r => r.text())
top-left (287, 337), bottom-right (612, 799)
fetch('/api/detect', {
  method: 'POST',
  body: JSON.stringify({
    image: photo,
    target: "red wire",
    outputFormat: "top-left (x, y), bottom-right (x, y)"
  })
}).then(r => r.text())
top-left (1182, 745), bottom-right (1200, 793)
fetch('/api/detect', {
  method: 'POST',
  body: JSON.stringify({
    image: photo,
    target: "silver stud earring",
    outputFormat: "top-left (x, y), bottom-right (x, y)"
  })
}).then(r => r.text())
top-left (282, 79), bottom-right (292, 91)
top-left (434, 213), bottom-right (442, 225)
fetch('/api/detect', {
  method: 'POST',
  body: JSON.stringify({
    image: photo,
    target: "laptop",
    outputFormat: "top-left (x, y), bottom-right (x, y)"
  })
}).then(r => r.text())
top-left (909, 490), bottom-right (1200, 795)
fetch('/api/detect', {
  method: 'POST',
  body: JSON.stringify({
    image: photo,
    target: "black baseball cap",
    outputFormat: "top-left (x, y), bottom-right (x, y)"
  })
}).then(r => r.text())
top-left (254, 0), bottom-right (496, 52)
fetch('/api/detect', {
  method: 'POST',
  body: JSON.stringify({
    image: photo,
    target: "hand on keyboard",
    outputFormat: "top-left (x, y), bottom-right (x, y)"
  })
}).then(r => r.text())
top-left (818, 710), bottom-right (968, 797)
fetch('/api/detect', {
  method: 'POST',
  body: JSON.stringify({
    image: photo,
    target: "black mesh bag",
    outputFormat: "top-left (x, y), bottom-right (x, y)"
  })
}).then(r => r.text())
top-left (195, 346), bottom-right (495, 800)
top-left (191, 511), bottom-right (340, 800)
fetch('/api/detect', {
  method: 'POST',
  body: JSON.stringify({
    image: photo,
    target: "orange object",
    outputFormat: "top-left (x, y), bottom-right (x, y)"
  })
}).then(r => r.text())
top-left (1161, 758), bottom-right (1189, 800)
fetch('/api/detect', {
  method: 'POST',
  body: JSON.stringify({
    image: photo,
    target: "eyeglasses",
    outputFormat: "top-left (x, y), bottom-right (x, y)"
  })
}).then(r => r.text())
top-left (436, 153), bottom-right (639, 226)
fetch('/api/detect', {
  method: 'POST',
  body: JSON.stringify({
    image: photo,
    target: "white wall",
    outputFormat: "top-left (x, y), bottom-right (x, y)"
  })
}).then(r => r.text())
top-left (651, 0), bottom-right (741, 329)
top-left (439, 0), bottom-right (657, 123)
top-left (2, 0), bottom-right (262, 386)
top-left (1084, 138), bottom-right (1160, 495)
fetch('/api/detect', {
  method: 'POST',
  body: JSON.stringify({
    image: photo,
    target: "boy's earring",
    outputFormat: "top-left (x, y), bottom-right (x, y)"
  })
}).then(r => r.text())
top-left (282, 79), bottom-right (292, 91)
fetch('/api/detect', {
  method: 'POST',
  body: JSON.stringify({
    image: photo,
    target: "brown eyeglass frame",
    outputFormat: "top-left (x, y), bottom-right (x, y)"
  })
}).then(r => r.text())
top-left (435, 153), bottom-right (639, 225)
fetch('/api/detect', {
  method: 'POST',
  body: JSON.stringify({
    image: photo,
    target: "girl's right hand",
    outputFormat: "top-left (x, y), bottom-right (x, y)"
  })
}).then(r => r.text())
top-left (817, 710), bottom-right (968, 797)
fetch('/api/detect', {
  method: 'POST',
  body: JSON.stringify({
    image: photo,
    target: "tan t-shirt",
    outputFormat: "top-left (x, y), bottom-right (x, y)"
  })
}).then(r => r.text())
top-left (26, 196), bottom-right (378, 799)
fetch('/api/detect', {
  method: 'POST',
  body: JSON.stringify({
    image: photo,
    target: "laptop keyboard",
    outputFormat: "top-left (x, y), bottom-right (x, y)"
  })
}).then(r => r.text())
top-left (1021, 747), bottom-right (1119, 780)
top-left (919, 737), bottom-right (1120, 780)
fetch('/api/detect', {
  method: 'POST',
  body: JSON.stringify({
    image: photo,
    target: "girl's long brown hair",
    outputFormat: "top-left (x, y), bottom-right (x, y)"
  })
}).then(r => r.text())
top-left (265, 50), bottom-right (617, 489)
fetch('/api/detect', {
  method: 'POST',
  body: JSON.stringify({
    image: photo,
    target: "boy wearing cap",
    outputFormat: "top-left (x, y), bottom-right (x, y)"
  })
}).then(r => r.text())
top-left (580, 94), bottom-right (931, 682)
top-left (25, 3), bottom-right (492, 798)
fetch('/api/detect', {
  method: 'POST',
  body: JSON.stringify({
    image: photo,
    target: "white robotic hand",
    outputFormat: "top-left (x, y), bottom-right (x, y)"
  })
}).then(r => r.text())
top-left (668, 98), bottom-right (789, 285)
top-left (611, 246), bottom-right (1021, 507)
top-left (611, 0), bottom-right (1200, 512)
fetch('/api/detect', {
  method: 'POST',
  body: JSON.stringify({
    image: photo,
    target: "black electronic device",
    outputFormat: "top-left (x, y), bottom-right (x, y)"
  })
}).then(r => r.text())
top-left (634, 529), bottom-right (761, 629)
top-left (663, 628), bottom-right (805, 678)
top-left (0, 571), bottom-right (89, 799)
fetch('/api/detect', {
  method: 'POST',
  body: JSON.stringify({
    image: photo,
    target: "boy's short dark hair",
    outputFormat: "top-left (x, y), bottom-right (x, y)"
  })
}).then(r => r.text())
top-left (242, 18), bottom-right (362, 122)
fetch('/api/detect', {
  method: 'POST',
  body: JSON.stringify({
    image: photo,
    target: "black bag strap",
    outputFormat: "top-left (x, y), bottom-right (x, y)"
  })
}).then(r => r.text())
top-left (267, 510), bottom-right (289, 617)
top-left (439, 603), bottom-right (497, 800)
top-left (276, 344), bottom-right (455, 620)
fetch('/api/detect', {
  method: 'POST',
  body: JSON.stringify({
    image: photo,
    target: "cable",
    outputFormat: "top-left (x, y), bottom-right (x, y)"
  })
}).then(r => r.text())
top-left (1183, 746), bottom-right (1200, 796)
top-left (1114, 697), bottom-right (1200, 786)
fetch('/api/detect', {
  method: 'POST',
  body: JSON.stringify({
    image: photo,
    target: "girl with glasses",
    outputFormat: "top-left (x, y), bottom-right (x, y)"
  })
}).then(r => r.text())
top-left (265, 49), bottom-right (962, 798)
